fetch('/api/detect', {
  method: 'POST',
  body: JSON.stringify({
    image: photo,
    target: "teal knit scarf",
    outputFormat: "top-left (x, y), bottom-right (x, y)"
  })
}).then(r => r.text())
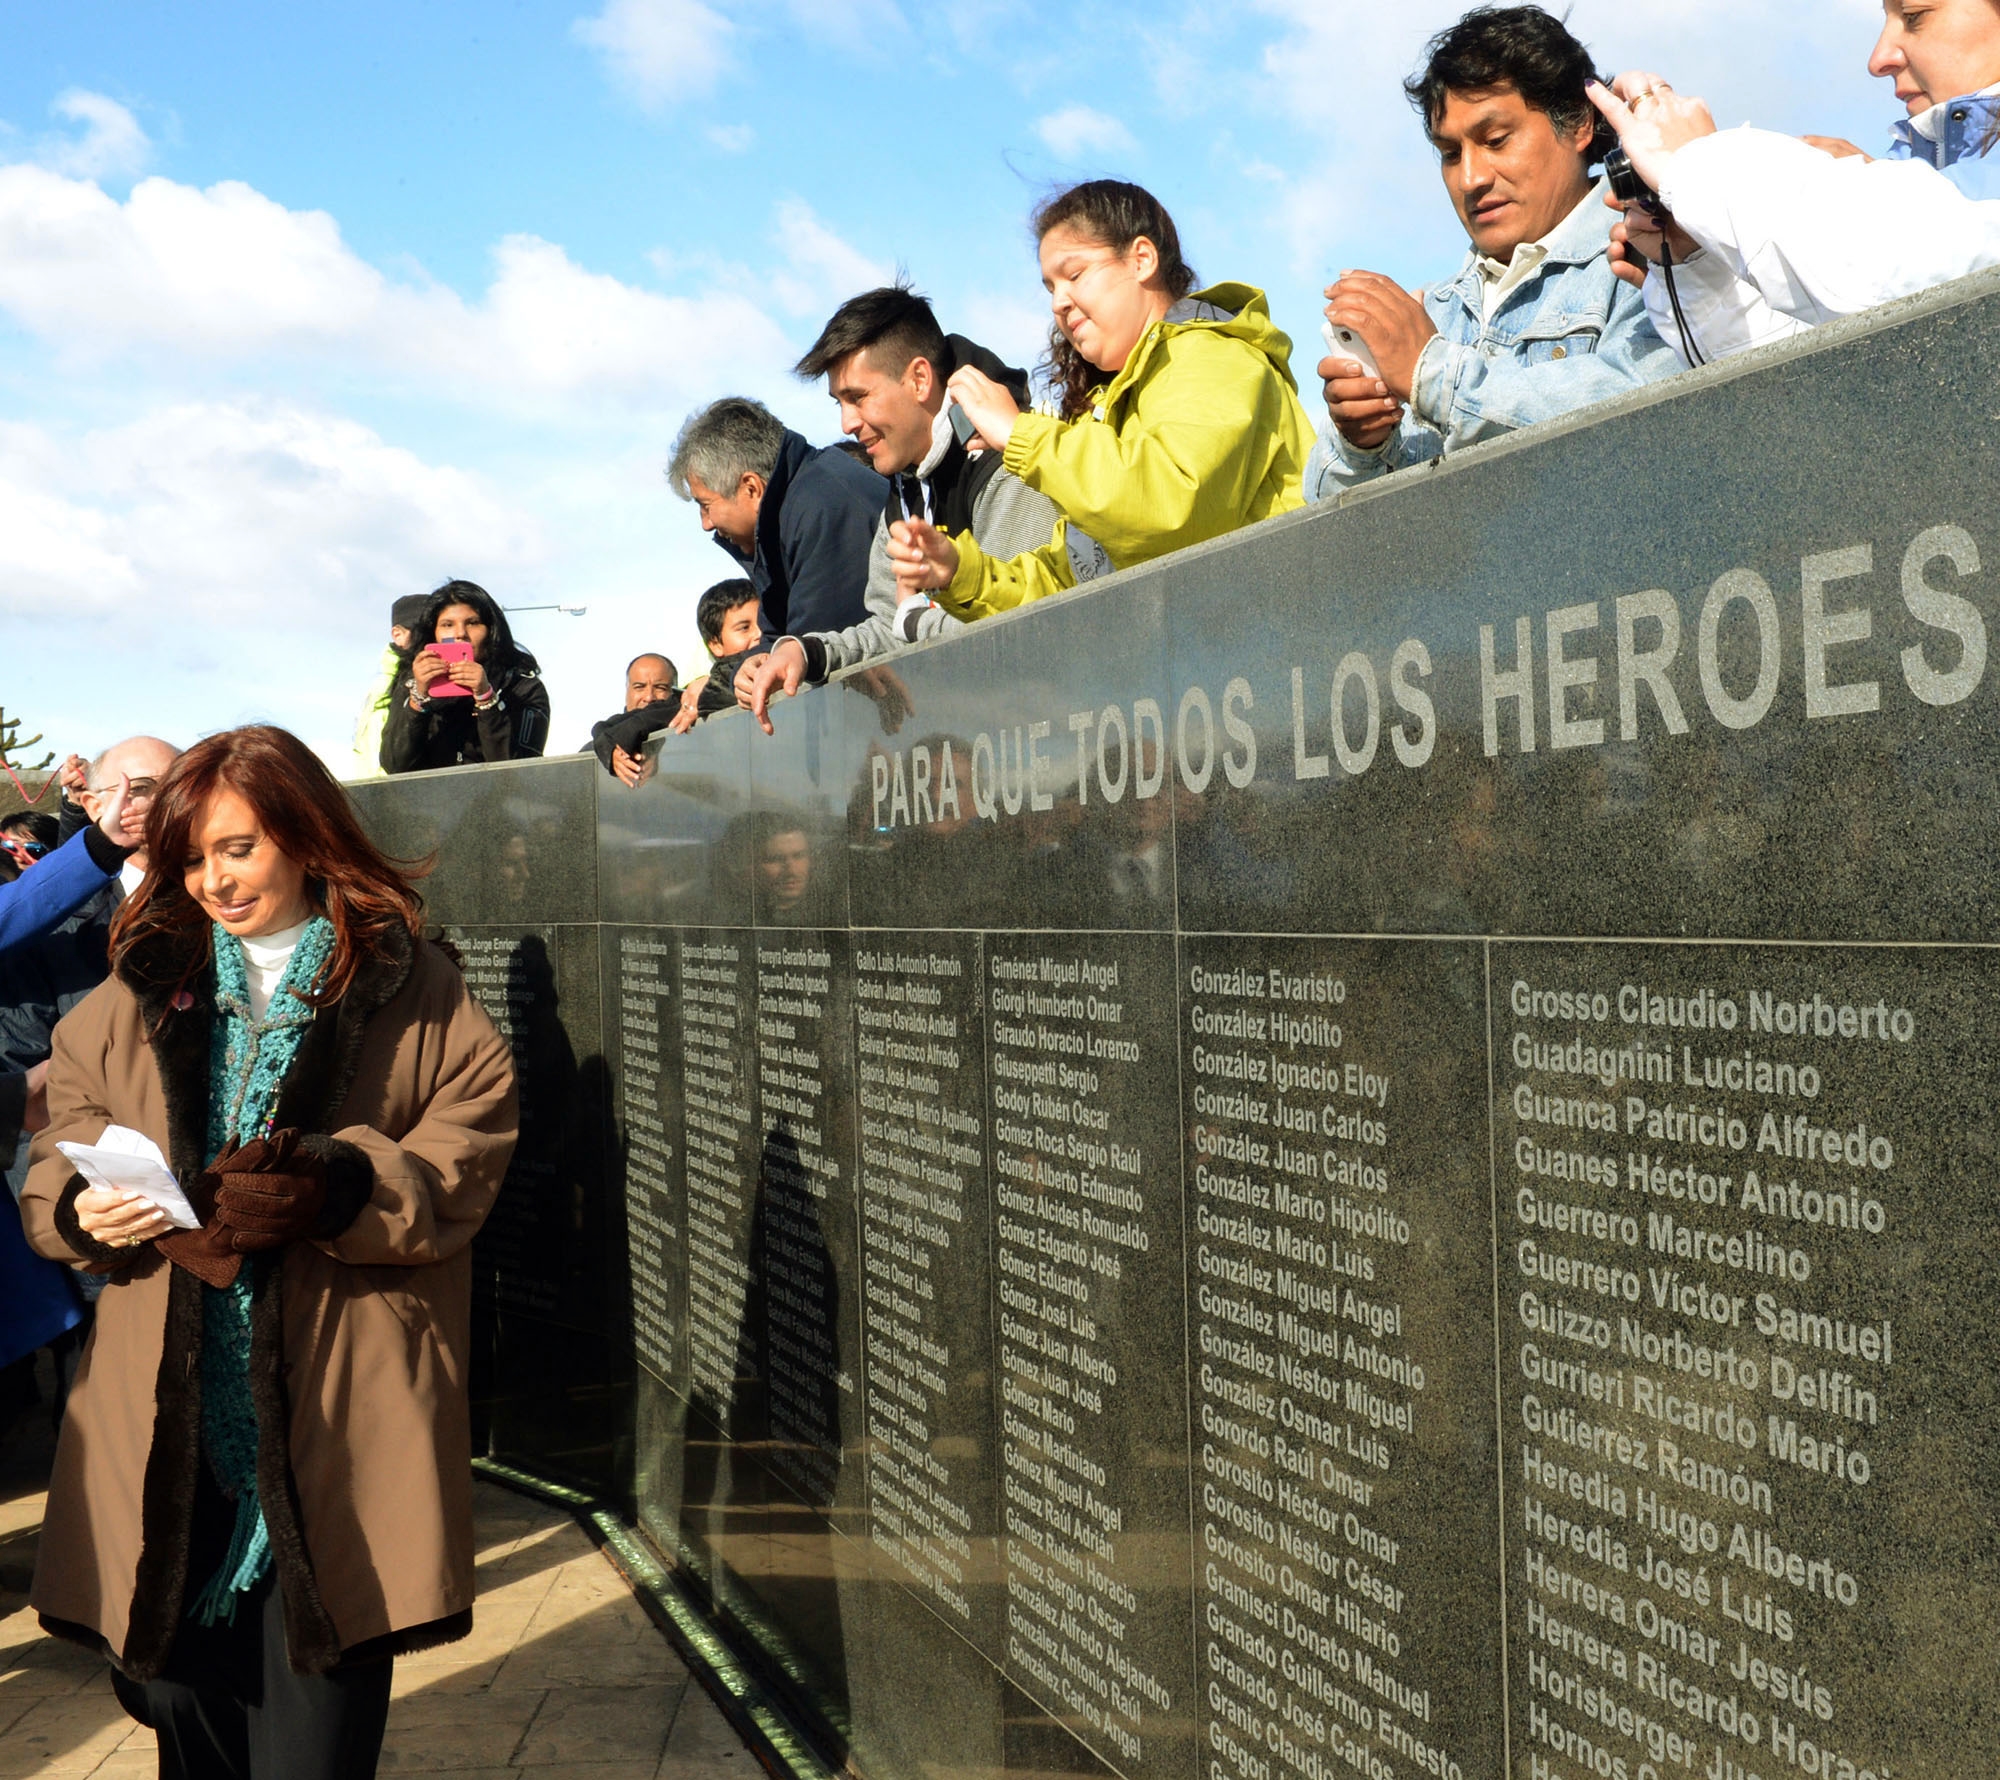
top-left (186, 915), bottom-right (336, 1628)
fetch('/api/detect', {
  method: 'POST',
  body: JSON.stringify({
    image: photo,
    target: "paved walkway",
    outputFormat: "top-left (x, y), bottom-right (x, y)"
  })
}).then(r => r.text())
top-left (1, 1380), bottom-right (759, 1778)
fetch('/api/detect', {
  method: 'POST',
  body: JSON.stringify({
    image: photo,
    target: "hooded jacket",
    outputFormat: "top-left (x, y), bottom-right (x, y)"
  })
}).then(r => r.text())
top-left (713, 431), bottom-right (886, 644)
top-left (936, 286), bottom-right (1312, 623)
top-left (21, 922), bottom-right (516, 1677)
top-left (351, 644), bottom-right (406, 782)
top-left (379, 652), bottom-right (550, 774)
top-left (796, 334), bottom-right (1108, 680)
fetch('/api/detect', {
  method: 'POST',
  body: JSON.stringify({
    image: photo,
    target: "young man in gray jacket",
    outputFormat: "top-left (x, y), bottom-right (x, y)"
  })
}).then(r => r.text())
top-left (744, 284), bottom-right (1105, 731)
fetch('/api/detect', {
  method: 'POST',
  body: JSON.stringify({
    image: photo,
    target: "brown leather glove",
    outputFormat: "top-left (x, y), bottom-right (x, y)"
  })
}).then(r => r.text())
top-left (153, 1130), bottom-right (372, 1287)
top-left (207, 1128), bottom-right (328, 1251)
top-left (155, 1169), bottom-right (242, 1289)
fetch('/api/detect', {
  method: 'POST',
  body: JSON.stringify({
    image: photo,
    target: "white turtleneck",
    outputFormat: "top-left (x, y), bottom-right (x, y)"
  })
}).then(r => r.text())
top-left (239, 917), bottom-right (312, 1023)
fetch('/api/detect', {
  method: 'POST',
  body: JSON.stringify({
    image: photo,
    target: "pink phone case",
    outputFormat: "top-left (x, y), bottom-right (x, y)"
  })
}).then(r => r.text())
top-left (428, 639), bottom-right (475, 698)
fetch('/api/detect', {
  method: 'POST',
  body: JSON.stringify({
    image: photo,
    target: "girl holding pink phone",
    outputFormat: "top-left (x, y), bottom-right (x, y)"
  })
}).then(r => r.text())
top-left (378, 582), bottom-right (551, 774)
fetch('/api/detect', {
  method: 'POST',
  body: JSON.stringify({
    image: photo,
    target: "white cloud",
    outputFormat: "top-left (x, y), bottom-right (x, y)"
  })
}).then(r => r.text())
top-left (40, 90), bottom-right (150, 181)
top-left (706, 122), bottom-right (755, 152)
top-left (0, 403), bottom-right (536, 626)
top-left (0, 163), bottom-right (797, 415)
top-left (767, 197), bottom-right (892, 315)
top-left (1035, 105), bottom-right (1137, 160)
top-left (957, 291), bottom-right (1052, 378)
top-left (573, 0), bottom-right (736, 106)
top-left (0, 402), bottom-right (552, 767)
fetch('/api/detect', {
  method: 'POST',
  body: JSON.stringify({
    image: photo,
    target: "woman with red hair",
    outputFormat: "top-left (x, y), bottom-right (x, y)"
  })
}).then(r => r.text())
top-left (20, 724), bottom-right (517, 1780)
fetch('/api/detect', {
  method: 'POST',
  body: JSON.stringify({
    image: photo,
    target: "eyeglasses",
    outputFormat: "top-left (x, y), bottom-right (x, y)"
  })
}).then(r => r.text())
top-left (84, 777), bottom-right (160, 805)
top-left (2, 839), bottom-right (48, 859)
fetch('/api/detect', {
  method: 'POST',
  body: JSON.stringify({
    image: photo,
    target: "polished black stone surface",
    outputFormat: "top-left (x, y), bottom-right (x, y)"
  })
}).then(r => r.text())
top-left (597, 706), bottom-right (750, 927)
top-left (1493, 940), bottom-right (2000, 1778)
top-left (985, 929), bottom-right (1193, 1780)
top-left (1181, 936), bottom-right (1502, 1780)
top-left (348, 754), bottom-right (598, 927)
top-left (845, 572), bottom-right (1175, 934)
top-left (606, 925), bottom-right (686, 1393)
top-left (446, 916), bottom-right (623, 1493)
top-left (1164, 287), bottom-right (2000, 947)
top-left (345, 274), bottom-right (2000, 1780)
top-left (752, 927), bottom-right (864, 1526)
top-left (853, 930), bottom-right (999, 1650)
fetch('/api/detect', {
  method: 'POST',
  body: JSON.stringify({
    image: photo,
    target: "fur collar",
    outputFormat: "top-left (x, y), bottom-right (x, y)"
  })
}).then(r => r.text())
top-left (118, 920), bottom-right (415, 1172)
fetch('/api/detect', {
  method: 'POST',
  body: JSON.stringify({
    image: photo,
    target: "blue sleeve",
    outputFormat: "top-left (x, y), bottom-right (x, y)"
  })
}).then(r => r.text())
top-left (0, 828), bottom-right (117, 960)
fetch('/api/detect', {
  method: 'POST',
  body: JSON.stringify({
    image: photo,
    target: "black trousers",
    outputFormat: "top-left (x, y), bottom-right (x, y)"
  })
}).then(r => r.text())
top-left (110, 1472), bottom-right (392, 1780)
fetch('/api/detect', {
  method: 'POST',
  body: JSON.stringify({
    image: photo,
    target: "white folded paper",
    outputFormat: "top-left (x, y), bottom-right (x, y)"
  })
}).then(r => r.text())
top-left (56, 1125), bottom-right (201, 1231)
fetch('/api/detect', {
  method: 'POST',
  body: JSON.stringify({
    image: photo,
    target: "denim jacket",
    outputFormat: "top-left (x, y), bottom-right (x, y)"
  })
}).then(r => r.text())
top-left (1888, 87), bottom-right (2000, 200)
top-left (1304, 184), bottom-right (1679, 499)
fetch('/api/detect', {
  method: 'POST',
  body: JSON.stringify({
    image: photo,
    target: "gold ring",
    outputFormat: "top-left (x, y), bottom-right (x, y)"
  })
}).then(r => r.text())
top-left (1629, 86), bottom-right (1666, 109)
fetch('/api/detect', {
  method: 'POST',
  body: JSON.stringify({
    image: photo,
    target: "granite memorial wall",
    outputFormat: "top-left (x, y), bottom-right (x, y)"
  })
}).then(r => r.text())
top-left (351, 271), bottom-right (2000, 1780)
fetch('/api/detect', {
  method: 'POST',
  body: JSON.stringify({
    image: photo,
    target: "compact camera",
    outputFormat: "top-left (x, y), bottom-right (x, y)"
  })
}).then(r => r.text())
top-left (1603, 146), bottom-right (1668, 218)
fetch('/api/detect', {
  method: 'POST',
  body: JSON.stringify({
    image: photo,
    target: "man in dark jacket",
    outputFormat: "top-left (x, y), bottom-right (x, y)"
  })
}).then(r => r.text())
top-left (744, 285), bottom-right (1109, 729)
top-left (665, 397), bottom-right (885, 678)
top-left (589, 652), bottom-right (680, 785)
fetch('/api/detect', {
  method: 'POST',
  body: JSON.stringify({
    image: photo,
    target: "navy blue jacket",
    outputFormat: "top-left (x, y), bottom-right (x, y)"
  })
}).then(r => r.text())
top-left (715, 431), bottom-right (885, 644)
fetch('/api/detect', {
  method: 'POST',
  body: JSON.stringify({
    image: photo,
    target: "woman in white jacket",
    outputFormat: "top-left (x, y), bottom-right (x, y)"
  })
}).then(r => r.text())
top-left (1590, 0), bottom-right (2000, 365)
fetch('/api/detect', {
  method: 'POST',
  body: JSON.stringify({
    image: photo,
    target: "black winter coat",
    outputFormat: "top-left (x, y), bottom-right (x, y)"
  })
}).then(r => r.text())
top-left (713, 431), bottom-right (885, 644)
top-left (589, 698), bottom-right (679, 775)
top-left (380, 659), bottom-right (550, 774)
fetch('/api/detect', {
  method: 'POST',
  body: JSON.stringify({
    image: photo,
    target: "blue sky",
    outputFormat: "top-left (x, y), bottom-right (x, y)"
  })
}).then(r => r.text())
top-left (0, 0), bottom-right (1892, 773)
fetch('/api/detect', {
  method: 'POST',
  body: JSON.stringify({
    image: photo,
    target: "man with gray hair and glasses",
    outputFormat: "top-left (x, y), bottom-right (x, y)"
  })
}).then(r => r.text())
top-left (665, 395), bottom-right (885, 722)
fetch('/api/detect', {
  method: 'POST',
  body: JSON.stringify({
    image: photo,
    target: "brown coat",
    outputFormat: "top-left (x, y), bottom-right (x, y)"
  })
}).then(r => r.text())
top-left (20, 924), bottom-right (517, 1678)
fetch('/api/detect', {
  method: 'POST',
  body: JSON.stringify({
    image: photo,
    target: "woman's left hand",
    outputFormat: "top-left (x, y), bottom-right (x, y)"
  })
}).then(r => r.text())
top-left (888, 518), bottom-right (960, 597)
top-left (447, 658), bottom-right (492, 700)
top-left (944, 367), bottom-right (1020, 454)
top-left (1588, 73), bottom-right (1717, 192)
top-left (74, 1185), bottom-right (174, 1248)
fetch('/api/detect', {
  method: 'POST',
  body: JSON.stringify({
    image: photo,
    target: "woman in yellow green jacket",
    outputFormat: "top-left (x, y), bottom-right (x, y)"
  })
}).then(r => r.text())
top-left (888, 180), bottom-right (1315, 621)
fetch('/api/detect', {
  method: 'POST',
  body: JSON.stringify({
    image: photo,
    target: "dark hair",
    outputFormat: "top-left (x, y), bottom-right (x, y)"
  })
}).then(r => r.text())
top-left (412, 580), bottom-right (535, 683)
top-left (795, 283), bottom-right (949, 384)
top-left (695, 578), bottom-right (758, 645)
top-left (1031, 181), bottom-right (1196, 422)
top-left (1405, 6), bottom-right (1611, 160)
top-left (113, 725), bottom-right (426, 1007)
top-left (627, 652), bottom-right (679, 684)
top-left (1, 810), bottom-right (58, 850)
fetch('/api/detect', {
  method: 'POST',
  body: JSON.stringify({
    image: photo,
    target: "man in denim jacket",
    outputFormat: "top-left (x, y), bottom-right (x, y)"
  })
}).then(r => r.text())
top-left (1306, 7), bottom-right (1677, 500)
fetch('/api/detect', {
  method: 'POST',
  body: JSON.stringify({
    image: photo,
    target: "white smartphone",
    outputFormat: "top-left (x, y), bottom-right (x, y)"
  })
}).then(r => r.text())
top-left (1320, 317), bottom-right (1381, 380)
